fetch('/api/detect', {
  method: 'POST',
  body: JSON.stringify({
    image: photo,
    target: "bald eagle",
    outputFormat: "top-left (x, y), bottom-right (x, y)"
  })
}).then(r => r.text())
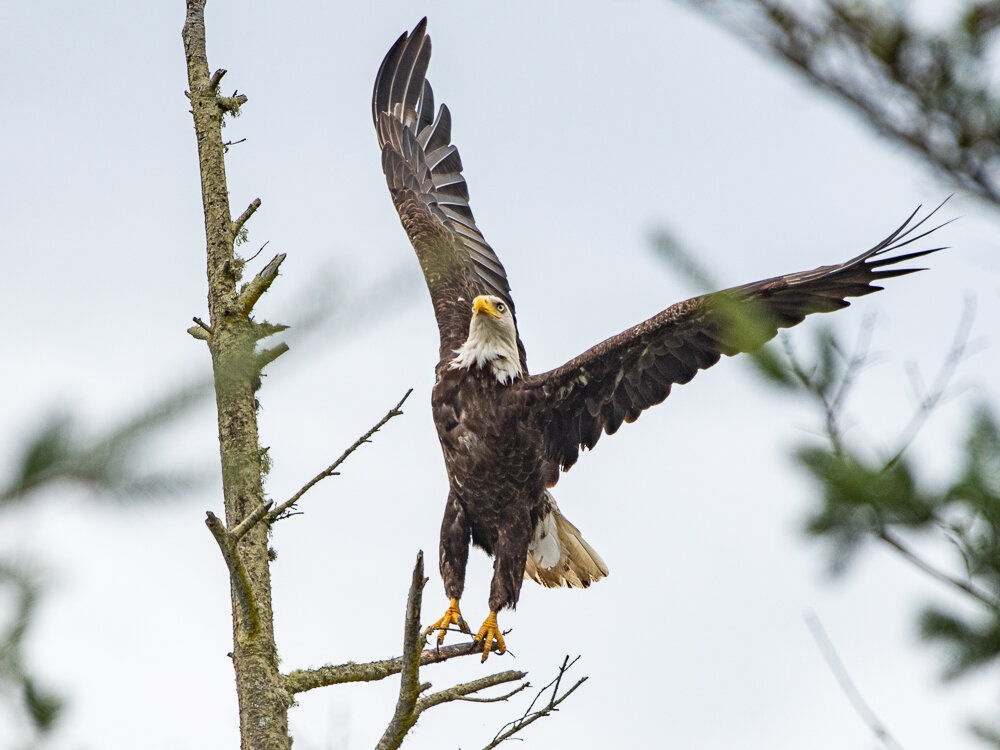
top-left (372, 18), bottom-right (946, 661)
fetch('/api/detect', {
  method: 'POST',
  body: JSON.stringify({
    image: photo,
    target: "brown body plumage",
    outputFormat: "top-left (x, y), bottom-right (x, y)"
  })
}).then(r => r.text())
top-left (372, 18), bottom-right (946, 658)
top-left (433, 364), bottom-right (552, 611)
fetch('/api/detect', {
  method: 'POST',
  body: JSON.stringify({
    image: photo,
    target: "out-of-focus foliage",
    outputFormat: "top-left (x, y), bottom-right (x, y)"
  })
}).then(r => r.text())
top-left (0, 265), bottom-right (405, 744)
top-left (0, 562), bottom-right (63, 737)
top-left (0, 382), bottom-right (208, 504)
top-left (782, 323), bottom-right (1000, 741)
top-left (653, 217), bottom-right (996, 743)
top-left (654, 0), bottom-right (1000, 743)
top-left (687, 0), bottom-right (1000, 211)
top-left (0, 382), bottom-right (209, 740)
top-left (916, 408), bottom-right (1000, 679)
top-left (682, 0), bottom-right (1000, 707)
top-left (665, 0), bottom-right (1000, 692)
top-left (798, 448), bottom-right (935, 569)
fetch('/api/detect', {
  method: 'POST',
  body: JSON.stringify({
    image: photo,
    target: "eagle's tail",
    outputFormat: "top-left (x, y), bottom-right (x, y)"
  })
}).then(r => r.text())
top-left (525, 493), bottom-right (608, 588)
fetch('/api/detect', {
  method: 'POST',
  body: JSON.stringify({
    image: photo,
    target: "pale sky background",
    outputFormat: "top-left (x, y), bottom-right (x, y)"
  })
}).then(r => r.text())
top-left (2, 1), bottom-right (999, 749)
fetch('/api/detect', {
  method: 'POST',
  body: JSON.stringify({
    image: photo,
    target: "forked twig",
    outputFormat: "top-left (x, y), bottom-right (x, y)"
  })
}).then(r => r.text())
top-left (780, 315), bottom-right (877, 455)
top-left (205, 511), bottom-right (259, 638)
top-left (884, 298), bottom-right (976, 469)
top-left (482, 655), bottom-right (588, 749)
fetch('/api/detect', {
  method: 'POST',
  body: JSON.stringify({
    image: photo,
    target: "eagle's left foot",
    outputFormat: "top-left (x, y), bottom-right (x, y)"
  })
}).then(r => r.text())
top-left (474, 611), bottom-right (506, 662)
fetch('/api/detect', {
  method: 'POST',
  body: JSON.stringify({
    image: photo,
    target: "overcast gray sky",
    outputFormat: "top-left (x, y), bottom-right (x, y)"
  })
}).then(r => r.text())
top-left (2, 1), bottom-right (998, 748)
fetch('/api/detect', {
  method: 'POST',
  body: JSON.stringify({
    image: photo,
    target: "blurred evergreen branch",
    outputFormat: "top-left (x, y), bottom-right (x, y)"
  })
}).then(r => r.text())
top-left (652, 225), bottom-right (997, 740)
top-left (0, 265), bottom-right (410, 744)
top-left (0, 561), bottom-right (63, 737)
top-left (0, 381), bottom-right (209, 504)
top-left (670, 3), bottom-right (1000, 735)
top-left (684, 0), bottom-right (1000, 211)
top-left (652, 0), bottom-right (1000, 741)
top-left (0, 380), bottom-right (211, 739)
top-left (971, 720), bottom-right (1000, 749)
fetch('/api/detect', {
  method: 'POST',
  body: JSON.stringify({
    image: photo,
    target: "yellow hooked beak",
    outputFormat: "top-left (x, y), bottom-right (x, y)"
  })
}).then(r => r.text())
top-left (473, 296), bottom-right (502, 319)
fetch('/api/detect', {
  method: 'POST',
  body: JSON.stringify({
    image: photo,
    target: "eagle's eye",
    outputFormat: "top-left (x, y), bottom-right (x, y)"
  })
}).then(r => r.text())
top-left (496, 302), bottom-right (506, 313)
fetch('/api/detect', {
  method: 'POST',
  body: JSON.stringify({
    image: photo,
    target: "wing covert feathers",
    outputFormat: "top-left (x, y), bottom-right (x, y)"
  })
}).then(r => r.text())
top-left (518, 202), bottom-right (950, 471)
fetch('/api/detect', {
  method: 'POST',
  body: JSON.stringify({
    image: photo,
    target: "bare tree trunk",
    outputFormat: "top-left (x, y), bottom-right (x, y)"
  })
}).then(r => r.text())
top-left (182, 2), bottom-right (290, 748)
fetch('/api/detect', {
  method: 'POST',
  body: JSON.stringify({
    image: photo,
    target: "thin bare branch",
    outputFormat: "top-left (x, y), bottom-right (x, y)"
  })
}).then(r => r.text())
top-left (238, 252), bottom-right (286, 316)
top-left (252, 321), bottom-right (290, 342)
top-left (282, 640), bottom-right (482, 695)
top-left (208, 67), bottom-right (226, 91)
top-left (245, 240), bottom-right (268, 264)
top-left (232, 197), bottom-right (261, 238)
top-left (231, 500), bottom-right (274, 542)
top-left (188, 316), bottom-right (212, 341)
top-left (456, 683), bottom-right (530, 703)
top-left (782, 335), bottom-right (846, 454)
top-left (779, 313), bottom-right (886, 456)
top-left (268, 389), bottom-right (413, 522)
top-left (416, 671), bottom-right (527, 714)
top-left (804, 611), bottom-right (904, 750)
top-left (884, 298), bottom-right (976, 469)
top-left (255, 342), bottom-right (289, 373)
top-left (829, 313), bottom-right (877, 417)
top-left (205, 511), bottom-right (259, 639)
top-left (877, 528), bottom-right (994, 607)
top-left (483, 655), bottom-right (588, 750)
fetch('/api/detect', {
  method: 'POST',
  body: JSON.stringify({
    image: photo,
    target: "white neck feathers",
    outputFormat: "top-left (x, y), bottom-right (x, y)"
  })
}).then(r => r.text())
top-left (450, 318), bottom-right (523, 385)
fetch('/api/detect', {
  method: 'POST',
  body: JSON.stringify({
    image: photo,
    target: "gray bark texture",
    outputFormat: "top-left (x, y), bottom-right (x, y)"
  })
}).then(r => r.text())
top-left (182, 2), bottom-right (291, 748)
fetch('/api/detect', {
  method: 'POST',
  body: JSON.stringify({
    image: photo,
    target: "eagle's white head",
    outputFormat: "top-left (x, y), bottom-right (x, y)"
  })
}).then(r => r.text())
top-left (450, 295), bottom-right (523, 384)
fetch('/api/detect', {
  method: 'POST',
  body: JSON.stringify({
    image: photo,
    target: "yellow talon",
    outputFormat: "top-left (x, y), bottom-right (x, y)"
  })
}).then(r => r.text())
top-left (429, 597), bottom-right (469, 645)
top-left (474, 610), bottom-right (506, 662)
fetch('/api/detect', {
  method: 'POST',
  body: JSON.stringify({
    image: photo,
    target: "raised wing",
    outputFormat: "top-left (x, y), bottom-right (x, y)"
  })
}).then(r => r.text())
top-left (374, 18), bottom-right (525, 364)
top-left (516, 204), bottom-right (949, 471)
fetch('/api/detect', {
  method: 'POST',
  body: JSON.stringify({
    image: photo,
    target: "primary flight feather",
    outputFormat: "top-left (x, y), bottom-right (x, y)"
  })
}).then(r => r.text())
top-left (372, 18), bottom-right (946, 661)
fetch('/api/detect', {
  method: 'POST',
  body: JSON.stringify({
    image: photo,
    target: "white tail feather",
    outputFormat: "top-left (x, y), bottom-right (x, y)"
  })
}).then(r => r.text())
top-left (525, 497), bottom-right (608, 589)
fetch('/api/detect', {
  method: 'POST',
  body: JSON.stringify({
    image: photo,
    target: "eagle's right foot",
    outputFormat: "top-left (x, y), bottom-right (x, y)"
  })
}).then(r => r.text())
top-left (474, 610), bottom-right (506, 662)
top-left (429, 597), bottom-right (470, 646)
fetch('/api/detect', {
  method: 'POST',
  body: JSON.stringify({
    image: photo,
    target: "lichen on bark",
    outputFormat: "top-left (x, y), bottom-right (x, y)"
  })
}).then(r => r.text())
top-left (182, 2), bottom-right (290, 748)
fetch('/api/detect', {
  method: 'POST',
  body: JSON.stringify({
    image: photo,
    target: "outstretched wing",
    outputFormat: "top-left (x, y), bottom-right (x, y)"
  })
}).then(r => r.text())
top-left (373, 18), bottom-right (525, 365)
top-left (515, 205), bottom-right (949, 471)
